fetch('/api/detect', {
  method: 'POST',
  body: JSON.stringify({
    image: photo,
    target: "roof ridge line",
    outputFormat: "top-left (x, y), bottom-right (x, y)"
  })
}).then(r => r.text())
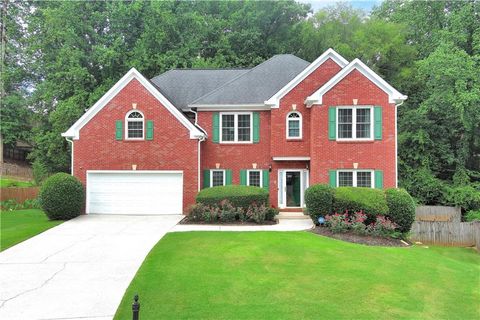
top-left (188, 55), bottom-right (286, 105)
top-left (151, 67), bottom-right (250, 81)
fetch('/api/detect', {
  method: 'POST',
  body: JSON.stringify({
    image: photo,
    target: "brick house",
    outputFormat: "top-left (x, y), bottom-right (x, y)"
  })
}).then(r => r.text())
top-left (63, 49), bottom-right (407, 215)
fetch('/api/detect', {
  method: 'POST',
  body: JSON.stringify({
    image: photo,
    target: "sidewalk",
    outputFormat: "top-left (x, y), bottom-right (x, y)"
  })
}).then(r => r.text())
top-left (171, 218), bottom-right (314, 232)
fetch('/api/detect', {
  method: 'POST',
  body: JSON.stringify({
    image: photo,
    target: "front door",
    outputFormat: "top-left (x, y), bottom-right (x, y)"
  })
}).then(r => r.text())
top-left (278, 169), bottom-right (309, 208)
top-left (286, 171), bottom-right (301, 207)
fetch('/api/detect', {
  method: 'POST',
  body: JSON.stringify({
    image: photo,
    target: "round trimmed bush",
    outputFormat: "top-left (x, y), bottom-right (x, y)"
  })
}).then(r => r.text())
top-left (305, 184), bottom-right (334, 223)
top-left (196, 185), bottom-right (268, 210)
top-left (385, 188), bottom-right (416, 233)
top-left (39, 173), bottom-right (84, 220)
top-left (332, 187), bottom-right (389, 222)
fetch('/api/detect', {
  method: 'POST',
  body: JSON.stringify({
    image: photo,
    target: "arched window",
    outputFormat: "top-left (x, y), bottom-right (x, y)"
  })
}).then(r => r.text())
top-left (286, 111), bottom-right (302, 139)
top-left (125, 110), bottom-right (144, 139)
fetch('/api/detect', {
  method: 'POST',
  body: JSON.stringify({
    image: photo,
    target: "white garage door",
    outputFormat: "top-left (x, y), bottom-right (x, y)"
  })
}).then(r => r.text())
top-left (86, 171), bottom-right (183, 215)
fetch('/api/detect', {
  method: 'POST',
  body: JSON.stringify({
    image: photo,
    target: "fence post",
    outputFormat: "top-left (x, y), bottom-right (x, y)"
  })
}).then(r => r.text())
top-left (132, 294), bottom-right (140, 320)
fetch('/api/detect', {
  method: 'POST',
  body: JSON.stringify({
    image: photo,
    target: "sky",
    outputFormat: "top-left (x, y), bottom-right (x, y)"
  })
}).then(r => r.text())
top-left (301, 0), bottom-right (383, 12)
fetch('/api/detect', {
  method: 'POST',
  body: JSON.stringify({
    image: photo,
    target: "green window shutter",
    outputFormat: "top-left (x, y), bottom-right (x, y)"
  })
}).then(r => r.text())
top-left (146, 120), bottom-right (154, 140)
top-left (240, 170), bottom-right (247, 185)
top-left (115, 120), bottom-right (123, 140)
top-left (374, 170), bottom-right (384, 189)
top-left (253, 112), bottom-right (260, 143)
top-left (328, 107), bottom-right (336, 140)
top-left (212, 113), bottom-right (220, 143)
top-left (203, 170), bottom-right (210, 189)
top-left (262, 170), bottom-right (270, 190)
top-left (225, 169), bottom-right (233, 185)
top-left (374, 106), bottom-right (382, 140)
top-left (329, 170), bottom-right (337, 187)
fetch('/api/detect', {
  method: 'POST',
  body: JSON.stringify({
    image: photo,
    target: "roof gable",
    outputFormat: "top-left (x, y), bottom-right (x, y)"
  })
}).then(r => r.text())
top-left (62, 68), bottom-right (205, 140)
top-left (306, 59), bottom-right (407, 105)
top-left (264, 48), bottom-right (349, 108)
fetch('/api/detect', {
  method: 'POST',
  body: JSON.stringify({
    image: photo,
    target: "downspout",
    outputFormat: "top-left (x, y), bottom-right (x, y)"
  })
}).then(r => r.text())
top-left (65, 137), bottom-right (74, 175)
top-left (189, 108), bottom-right (205, 191)
top-left (394, 101), bottom-right (404, 188)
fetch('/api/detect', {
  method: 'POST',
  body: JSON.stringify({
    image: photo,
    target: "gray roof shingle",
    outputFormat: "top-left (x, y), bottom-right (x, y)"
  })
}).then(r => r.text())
top-left (150, 54), bottom-right (310, 109)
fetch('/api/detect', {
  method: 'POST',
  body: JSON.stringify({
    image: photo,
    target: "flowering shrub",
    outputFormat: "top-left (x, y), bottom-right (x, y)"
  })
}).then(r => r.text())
top-left (323, 211), bottom-right (398, 238)
top-left (325, 213), bottom-right (350, 233)
top-left (247, 203), bottom-right (269, 224)
top-left (187, 200), bottom-right (275, 224)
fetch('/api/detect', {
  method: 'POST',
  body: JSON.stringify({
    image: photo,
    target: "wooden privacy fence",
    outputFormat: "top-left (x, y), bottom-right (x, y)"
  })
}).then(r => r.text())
top-left (415, 205), bottom-right (461, 222)
top-left (410, 221), bottom-right (480, 248)
top-left (0, 162), bottom-right (33, 179)
top-left (0, 187), bottom-right (39, 203)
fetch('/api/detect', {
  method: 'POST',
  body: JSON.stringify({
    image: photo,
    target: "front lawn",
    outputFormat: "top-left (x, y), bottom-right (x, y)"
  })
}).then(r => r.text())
top-left (114, 232), bottom-right (480, 319)
top-left (0, 177), bottom-right (35, 188)
top-left (0, 209), bottom-right (62, 251)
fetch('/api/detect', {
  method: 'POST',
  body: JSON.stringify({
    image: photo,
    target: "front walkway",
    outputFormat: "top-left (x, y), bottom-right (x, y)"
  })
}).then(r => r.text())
top-left (172, 218), bottom-right (314, 232)
top-left (0, 214), bottom-right (183, 320)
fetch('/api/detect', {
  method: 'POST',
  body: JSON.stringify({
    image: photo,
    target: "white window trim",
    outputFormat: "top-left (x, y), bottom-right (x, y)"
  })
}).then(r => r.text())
top-left (336, 106), bottom-right (374, 141)
top-left (210, 169), bottom-right (226, 187)
top-left (286, 111), bottom-right (302, 139)
top-left (246, 169), bottom-right (263, 187)
top-left (337, 170), bottom-right (374, 188)
top-left (125, 110), bottom-right (145, 140)
top-left (219, 112), bottom-right (253, 143)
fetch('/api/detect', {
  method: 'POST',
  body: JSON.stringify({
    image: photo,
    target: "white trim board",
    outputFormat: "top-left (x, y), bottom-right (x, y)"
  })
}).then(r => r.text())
top-left (272, 157), bottom-right (310, 161)
top-left (62, 68), bottom-right (205, 140)
top-left (265, 48), bottom-right (349, 108)
top-left (305, 59), bottom-right (407, 106)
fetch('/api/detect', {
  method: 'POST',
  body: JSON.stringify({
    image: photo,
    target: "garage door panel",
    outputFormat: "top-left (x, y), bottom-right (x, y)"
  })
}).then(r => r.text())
top-left (87, 172), bottom-right (183, 215)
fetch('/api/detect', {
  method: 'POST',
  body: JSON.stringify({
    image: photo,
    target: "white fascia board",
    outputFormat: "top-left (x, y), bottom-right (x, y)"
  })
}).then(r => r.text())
top-left (264, 48), bottom-right (349, 108)
top-left (62, 68), bottom-right (205, 140)
top-left (187, 104), bottom-right (270, 111)
top-left (306, 59), bottom-right (408, 105)
top-left (272, 156), bottom-right (311, 161)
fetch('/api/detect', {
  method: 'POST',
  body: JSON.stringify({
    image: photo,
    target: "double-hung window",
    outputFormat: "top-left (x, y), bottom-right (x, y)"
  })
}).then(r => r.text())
top-left (337, 107), bottom-right (373, 140)
top-left (247, 170), bottom-right (262, 187)
top-left (211, 170), bottom-right (225, 187)
top-left (220, 112), bottom-right (252, 143)
top-left (286, 112), bottom-right (302, 139)
top-left (337, 170), bottom-right (373, 188)
top-left (125, 110), bottom-right (144, 140)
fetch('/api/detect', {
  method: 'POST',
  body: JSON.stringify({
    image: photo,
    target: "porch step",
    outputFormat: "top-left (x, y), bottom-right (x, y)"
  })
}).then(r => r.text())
top-left (275, 211), bottom-right (310, 220)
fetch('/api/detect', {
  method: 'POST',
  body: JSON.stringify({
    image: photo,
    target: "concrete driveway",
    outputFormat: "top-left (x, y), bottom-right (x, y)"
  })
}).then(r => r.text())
top-left (0, 214), bottom-right (183, 320)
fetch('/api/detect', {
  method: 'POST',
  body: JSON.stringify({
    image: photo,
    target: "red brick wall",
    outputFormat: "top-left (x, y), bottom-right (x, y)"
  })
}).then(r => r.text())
top-left (73, 79), bottom-right (199, 212)
top-left (197, 111), bottom-right (271, 185)
top-left (309, 69), bottom-right (397, 188)
top-left (271, 58), bottom-right (342, 157)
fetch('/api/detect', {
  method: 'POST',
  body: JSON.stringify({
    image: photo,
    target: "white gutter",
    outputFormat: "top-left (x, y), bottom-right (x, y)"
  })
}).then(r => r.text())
top-left (394, 100), bottom-right (404, 188)
top-left (189, 108), bottom-right (206, 191)
top-left (65, 137), bottom-right (74, 175)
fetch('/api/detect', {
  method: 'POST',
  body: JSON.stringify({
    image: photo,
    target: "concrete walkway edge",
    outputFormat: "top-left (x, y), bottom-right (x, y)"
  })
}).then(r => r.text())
top-left (171, 218), bottom-right (314, 232)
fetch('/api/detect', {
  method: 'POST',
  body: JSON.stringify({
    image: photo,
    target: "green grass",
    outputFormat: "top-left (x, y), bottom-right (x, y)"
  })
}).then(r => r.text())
top-left (0, 209), bottom-right (62, 251)
top-left (114, 232), bottom-right (480, 320)
top-left (0, 177), bottom-right (35, 188)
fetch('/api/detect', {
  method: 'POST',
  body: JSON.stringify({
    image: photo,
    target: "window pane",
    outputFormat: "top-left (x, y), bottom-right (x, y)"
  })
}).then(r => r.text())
top-left (237, 114), bottom-right (251, 141)
top-left (338, 172), bottom-right (353, 187)
top-left (221, 114), bottom-right (235, 141)
top-left (248, 171), bottom-right (261, 187)
top-left (356, 108), bottom-right (371, 138)
top-left (288, 120), bottom-right (300, 137)
top-left (212, 171), bottom-right (224, 187)
top-left (356, 172), bottom-right (372, 188)
top-left (128, 121), bottom-right (143, 138)
top-left (128, 112), bottom-right (143, 119)
top-left (338, 109), bottom-right (353, 138)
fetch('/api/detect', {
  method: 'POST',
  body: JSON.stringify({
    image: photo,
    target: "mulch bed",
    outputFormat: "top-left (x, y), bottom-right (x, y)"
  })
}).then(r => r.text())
top-left (179, 217), bottom-right (277, 226)
top-left (310, 226), bottom-right (411, 247)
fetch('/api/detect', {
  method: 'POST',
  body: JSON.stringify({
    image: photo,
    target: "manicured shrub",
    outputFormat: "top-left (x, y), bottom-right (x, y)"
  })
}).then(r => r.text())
top-left (332, 187), bottom-right (388, 222)
top-left (187, 203), bottom-right (209, 222)
top-left (39, 173), bottom-right (84, 220)
top-left (247, 203), bottom-right (269, 224)
top-left (324, 213), bottom-right (350, 233)
top-left (219, 200), bottom-right (237, 222)
top-left (265, 207), bottom-right (279, 221)
top-left (196, 185), bottom-right (269, 209)
top-left (385, 188), bottom-right (416, 233)
top-left (305, 184), bottom-right (334, 223)
top-left (465, 210), bottom-right (480, 222)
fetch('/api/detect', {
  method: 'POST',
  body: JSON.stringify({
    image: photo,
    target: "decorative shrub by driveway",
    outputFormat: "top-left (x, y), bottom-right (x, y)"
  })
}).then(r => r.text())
top-left (39, 173), bottom-right (84, 220)
top-left (113, 232), bottom-right (480, 320)
top-left (196, 185), bottom-right (269, 209)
